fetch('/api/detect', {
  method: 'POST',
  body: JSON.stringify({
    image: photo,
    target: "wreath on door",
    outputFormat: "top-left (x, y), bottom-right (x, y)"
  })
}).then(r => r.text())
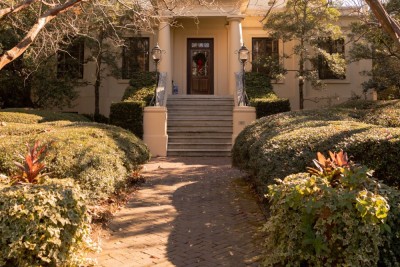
top-left (193, 52), bottom-right (207, 73)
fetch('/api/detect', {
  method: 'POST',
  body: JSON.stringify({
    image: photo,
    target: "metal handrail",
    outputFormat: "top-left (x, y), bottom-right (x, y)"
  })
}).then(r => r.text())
top-left (151, 72), bottom-right (167, 106)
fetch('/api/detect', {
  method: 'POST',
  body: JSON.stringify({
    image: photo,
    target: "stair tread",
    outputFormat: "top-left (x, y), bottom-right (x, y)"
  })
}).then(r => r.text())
top-left (168, 148), bottom-right (232, 152)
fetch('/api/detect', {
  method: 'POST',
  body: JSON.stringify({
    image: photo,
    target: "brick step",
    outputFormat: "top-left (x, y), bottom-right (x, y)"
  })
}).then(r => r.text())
top-left (167, 149), bottom-right (231, 157)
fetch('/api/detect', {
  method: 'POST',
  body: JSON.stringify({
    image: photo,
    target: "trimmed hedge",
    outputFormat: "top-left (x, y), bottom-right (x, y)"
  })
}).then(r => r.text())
top-left (109, 101), bottom-right (145, 138)
top-left (0, 121), bottom-right (150, 200)
top-left (122, 71), bottom-right (156, 106)
top-left (0, 179), bottom-right (95, 266)
top-left (245, 72), bottom-right (291, 118)
top-left (232, 110), bottom-right (400, 194)
top-left (0, 109), bottom-right (90, 124)
top-left (250, 97), bottom-right (291, 119)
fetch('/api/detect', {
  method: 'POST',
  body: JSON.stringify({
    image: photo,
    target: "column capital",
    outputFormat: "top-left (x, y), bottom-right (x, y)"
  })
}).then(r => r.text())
top-left (226, 15), bottom-right (245, 22)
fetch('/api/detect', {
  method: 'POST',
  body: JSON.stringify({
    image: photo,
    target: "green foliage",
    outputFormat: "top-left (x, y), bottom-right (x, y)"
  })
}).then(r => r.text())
top-left (250, 98), bottom-right (291, 119)
top-left (232, 103), bottom-right (400, 196)
top-left (0, 179), bottom-right (95, 266)
top-left (263, 162), bottom-right (400, 266)
top-left (0, 119), bottom-right (150, 201)
top-left (122, 72), bottom-right (156, 105)
top-left (349, 0), bottom-right (400, 98)
top-left (0, 109), bottom-right (91, 124)
top-left (109, 101), bottom-right (145, 138)
top-left (245, 72), bottom-right (291, 118)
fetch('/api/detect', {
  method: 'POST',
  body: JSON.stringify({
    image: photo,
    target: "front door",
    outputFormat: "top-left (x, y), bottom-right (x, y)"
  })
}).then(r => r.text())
top-left (187, 39), bottom-right (214, 94)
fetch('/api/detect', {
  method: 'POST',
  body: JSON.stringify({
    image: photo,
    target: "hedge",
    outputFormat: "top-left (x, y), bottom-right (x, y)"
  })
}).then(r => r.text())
top-left (0, 179), bottom-right (95, 266)
top-left (0, 120), bottom-right (150, 201)
top-left (122, 71), bottom-right (156, 106)
top-left (0, 109), bottom-right (90, 124)
top-left (250, 97), bottom-right (291, 119)
top-left (109, 101), bottom-right (145, 138)
top-left (245, 72), bottom-right (291, 117)
top-left (232, 111), bottom-right (400, 194)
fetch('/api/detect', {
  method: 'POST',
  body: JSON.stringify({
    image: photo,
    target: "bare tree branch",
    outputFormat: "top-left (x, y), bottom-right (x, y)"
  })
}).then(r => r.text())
top-left (0, 0), bottom-right (38, 20)
top-left (364, 0), bottom-right (400, 47)
top-left (0, 0), bottom-right (83, 70)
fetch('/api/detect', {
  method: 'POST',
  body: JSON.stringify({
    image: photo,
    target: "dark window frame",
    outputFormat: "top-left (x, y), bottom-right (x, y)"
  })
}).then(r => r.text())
top-left (57, 40), bottom-right (85, 79)
top-left (317, 38), bottom-right (346, 80)
top-left (251, 37), bottom-right (279, 74)
top-left (122, 37), bottom-right (150, 79)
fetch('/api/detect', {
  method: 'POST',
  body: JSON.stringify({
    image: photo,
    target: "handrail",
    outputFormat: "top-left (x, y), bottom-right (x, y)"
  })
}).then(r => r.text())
top-left (235, 71), bottom-right (249, 106)
top-left (155, 72), bottom-right (167, 106)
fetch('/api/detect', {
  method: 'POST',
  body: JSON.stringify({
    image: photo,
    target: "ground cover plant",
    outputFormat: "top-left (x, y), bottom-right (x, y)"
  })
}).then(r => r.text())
top-left (0, 110), bottom-right (150, 201)
top-left (263, 151), bottom-right (400, 266)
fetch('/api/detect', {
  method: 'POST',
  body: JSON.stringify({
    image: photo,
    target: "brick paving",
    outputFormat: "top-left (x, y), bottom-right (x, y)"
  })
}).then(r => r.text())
top-left (93, 157), bottom-right (265, 267)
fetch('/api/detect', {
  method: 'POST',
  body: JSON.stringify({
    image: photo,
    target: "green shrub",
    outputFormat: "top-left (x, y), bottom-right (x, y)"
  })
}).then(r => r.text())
top-left (232, 111), bottom-right (400, 193)
top-left (250, 97), bottom-right (291, 118)
top-left (122, 72), bottom-right (156, 105)
top-left (0, 109), bottom-right (90, 124)
top-left (109, 101), bottom-right (145, 138)
top-left (263, 167), bottom-right (400, 266)
top-left (0, 179), bottom-right (95, 266)
top-left (0, 121), bottom-right (150, 200)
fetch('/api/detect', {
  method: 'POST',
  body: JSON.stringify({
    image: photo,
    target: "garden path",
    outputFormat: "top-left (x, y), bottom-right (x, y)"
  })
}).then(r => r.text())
top-left (93, 157), bottom-right (265, 267)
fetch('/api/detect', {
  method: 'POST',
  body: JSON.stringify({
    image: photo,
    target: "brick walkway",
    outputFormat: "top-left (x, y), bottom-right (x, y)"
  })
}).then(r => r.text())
top-left (93, 157), bottom-right (265, 267)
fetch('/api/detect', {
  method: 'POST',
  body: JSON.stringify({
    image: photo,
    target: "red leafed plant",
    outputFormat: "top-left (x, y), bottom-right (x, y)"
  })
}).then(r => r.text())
top-left (307, 150), bottom-right (350, 187)
top-left (12, 141), bottom-right (51, 185)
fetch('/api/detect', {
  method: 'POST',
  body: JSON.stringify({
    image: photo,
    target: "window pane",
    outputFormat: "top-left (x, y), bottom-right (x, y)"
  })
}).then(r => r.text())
top-left (317, 38), bottom-right (345, 80)
top-left (251, 38), bottom-right (279, 76)
top-left (57, 40), bottom-right (84, 79)
top-left (122, 37), bottom-right (150, 79)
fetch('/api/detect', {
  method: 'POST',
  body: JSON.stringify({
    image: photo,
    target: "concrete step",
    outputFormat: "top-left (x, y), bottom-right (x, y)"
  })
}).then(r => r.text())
top-left (168, 142), bottom-right (232, 149)
top-left (168, 126), bottom-right (233, 133)
top-left (168, 136), bottom-right (232, 143)
top-left (167, 100), bottom-right (234, 106)
top-left (167, 149), bottom-right (231, 157)
top-left (168, 95), bottom-right (233, 100)
top-left (169, 110), bottom-right (233, 116)
top-left (168, 120), bottom-right (232, 127)
top-left (168, 115), bottom-right (233, 120)
top-left (167, 106), bottom-right (233, 111)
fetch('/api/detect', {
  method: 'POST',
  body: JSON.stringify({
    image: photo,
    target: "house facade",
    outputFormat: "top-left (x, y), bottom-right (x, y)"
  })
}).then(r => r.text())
top-left (63, 0), bottom-right (373, 157)
top-left (67, 0), bottom-right (372, 116)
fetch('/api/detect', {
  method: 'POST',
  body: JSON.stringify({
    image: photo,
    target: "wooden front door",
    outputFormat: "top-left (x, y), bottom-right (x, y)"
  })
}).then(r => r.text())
top-left (187, 39), bottom-right (214, 95)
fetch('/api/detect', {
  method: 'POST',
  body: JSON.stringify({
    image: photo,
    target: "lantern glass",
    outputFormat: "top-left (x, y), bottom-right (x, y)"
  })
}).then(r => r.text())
top-left (238, 45), bottom-right (249, 63)
top-left (151, 44), bottom-right (162, 62)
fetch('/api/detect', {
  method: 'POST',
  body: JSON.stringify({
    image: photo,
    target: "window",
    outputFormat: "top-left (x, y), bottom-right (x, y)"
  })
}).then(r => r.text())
top-left (122, 37), bottom-right (149, 79)
top-left (318, 38), bottom-right (345, 80)
top-left (251, 38), bottom-right (279, 73)
top-left (57, 40), bottom-right (84, 79)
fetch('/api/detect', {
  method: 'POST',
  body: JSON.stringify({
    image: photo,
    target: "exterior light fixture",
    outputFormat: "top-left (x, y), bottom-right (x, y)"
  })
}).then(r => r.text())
top-left (150, 43), bottom-right (162, 106)
top-left (238, 44), bottom-right (249, 106)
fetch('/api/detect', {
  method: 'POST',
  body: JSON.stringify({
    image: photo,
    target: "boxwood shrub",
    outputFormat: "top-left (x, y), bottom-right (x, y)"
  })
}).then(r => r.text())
top-left (0, 179), bottom-right (95, 266)
top-left (232, 110), bottom-right (400, 195)
top-left (109, 101), bottom-right (145, 138)
top-left (0, 121), bottom-right (150, 200)
top-left (250, 97), bottom-right (290, 119)
top-left (0, 109), bottom-right (90, 124)
top-left (245, 72), bottom-right (291, 118)
top-left (122, 71), bottom-right (156, 106)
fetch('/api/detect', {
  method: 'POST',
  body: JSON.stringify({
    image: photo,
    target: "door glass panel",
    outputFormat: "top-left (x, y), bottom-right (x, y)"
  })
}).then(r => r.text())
top-left (192, 51), bottom-right (209, 77)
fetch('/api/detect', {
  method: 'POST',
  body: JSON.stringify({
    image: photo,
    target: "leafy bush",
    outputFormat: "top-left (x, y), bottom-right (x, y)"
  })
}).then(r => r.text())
top-left (250, 97), bottom-right (290, 119)
top-left (0, 179), bottom-right (95, 266)
top-left (122, 72), bottom-right (156, 105)
top-left (0, 121), bottom-right (150, 200)
top-left (263, 154), bottom-right (400, 266)
top-left (232, 110), bottom-right (400, 193)
top-left (245, 72), bottom-right (291, 117)
top-left (109, 101), bottom-right (145, 138)
top-left (0, 109), bottom-right (90, 124)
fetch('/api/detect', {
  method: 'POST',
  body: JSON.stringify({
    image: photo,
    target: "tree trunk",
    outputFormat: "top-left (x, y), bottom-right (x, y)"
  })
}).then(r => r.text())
top-left (94, 29), bottom-right (105, 118)
top-left (0, 0), bottom-right (83, 71)
top-left (365, 0), bottom-right (400, 47)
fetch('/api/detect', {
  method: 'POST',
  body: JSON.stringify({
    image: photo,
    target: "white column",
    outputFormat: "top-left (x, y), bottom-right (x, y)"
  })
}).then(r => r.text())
top-left (158, 19), bottom-right (173, 95)
top-left (227, 16), bottom-right (244, 101)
